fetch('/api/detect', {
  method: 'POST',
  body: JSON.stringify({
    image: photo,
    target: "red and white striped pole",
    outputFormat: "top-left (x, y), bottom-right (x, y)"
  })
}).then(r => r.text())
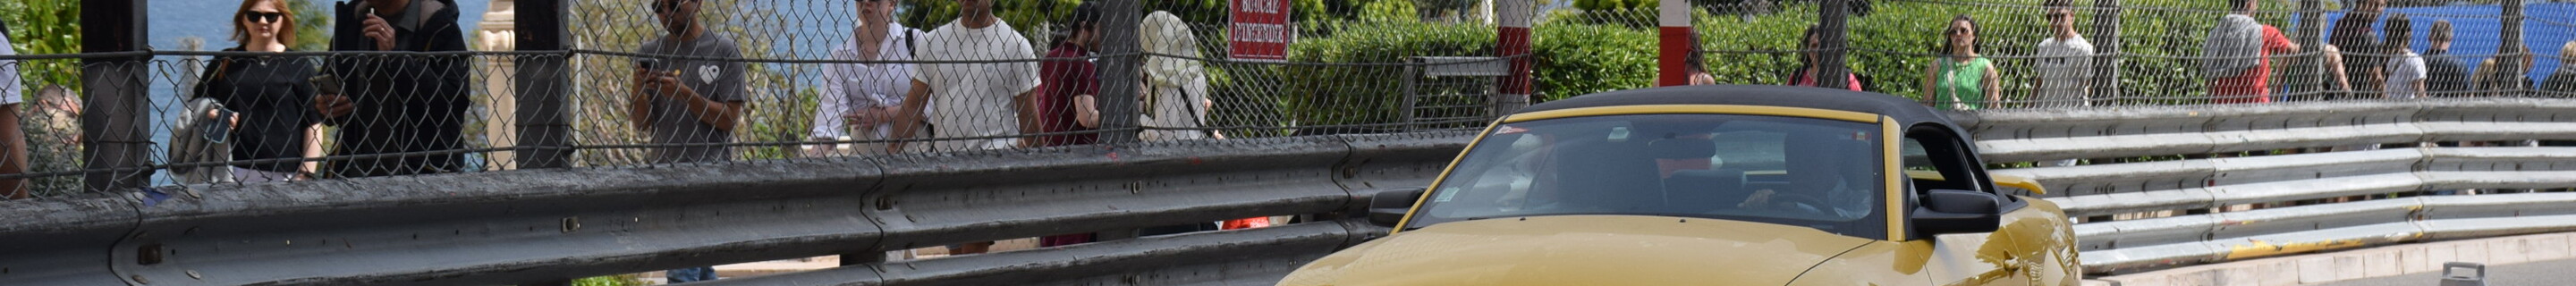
top-left (1496, 0), bottom-right (1534, 113)
top-left (1656, 0), bottom-right (1693, 87)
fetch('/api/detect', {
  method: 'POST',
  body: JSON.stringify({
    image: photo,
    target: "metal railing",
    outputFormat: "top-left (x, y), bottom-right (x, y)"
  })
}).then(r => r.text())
top-left (0, 130), bottom-right (1463, 285)
top-left (1972, 98), bottom-right (2576, 273)
top-left (4, 97), bottom-right (2575, 284)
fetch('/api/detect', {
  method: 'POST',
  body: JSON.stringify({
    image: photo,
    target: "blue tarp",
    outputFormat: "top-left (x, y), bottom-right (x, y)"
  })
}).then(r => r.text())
top-left (2307, 3), bottom-right (2576, 81)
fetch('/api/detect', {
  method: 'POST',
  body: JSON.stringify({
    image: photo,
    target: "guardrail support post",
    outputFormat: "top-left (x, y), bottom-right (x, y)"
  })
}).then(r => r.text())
top-left (514, 0), bottom-right (572, 169)
top-left (1816, 0), bottom-right (1852, 91)
top-left (1097, 0), bottom-right (1142, 144)
top-left (840, 250), bottom-right (885, 266)
top-left (80, 0), bottom-right (149, 192)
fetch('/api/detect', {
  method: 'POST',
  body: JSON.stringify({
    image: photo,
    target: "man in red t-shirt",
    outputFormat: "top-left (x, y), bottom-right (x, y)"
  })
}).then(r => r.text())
top-left (1034, 2), bottom-right (1103, 147)
top-left (2209, 0), bottom-right (2301, 104)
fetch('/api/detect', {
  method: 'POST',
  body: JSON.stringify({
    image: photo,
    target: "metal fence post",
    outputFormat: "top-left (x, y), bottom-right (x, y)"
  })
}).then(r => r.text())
top-left (1655, 0), bottom-right (1692, 87)
top-left (2090, 0), bottom-right (2122, 104)
top-left (2500, 0), bottom-right (2525, 97)
top-left (515, 0), bottom-right (572, 169)
top-left (80, 0), bottom-right (149, 192)
top-left (1817, 0), bottom-right (1852, 90)
top-left (1097, 0), bottom-right (1143, 144)
top-left (1495, 0), bottom-right (1533, 115)
top-left (2292, 0), bottom-right (2322, 102)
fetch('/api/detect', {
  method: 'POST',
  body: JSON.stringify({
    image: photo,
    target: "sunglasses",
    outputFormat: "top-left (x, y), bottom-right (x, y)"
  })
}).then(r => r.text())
top-left (245, 11), bottom-right (284, 23)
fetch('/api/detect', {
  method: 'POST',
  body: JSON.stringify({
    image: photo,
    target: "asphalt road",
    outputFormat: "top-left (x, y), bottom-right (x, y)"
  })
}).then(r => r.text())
top-left (2316, 258), bottom-right (2576, 286)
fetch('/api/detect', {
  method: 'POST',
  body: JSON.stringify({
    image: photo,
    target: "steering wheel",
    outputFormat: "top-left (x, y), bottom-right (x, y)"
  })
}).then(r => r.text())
top-left (1761, 192), bottom-right (1833, 214)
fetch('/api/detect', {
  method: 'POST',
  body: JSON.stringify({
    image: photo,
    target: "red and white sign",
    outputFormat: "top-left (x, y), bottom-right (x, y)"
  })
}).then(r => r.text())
top-left (1230, 0), bottom-right (1292, 62)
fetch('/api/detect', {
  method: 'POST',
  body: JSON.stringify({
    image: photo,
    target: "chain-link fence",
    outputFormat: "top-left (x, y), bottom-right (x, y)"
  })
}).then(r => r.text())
top-left (0, 0), bottom-right (1516, 198)
top-left (1657, 0), bottom-right (2575, 109)
top-left (4, 0), bottom-right (2573, 198)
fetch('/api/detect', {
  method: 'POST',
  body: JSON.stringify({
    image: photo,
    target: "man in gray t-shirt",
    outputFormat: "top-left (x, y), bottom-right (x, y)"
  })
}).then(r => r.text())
top-left (631, 0), bottom-right (747, 164)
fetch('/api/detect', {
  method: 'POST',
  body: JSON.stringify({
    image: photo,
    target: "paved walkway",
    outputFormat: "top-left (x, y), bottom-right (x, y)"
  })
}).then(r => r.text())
top-left (2314, 258), bottom-right (2576, 286)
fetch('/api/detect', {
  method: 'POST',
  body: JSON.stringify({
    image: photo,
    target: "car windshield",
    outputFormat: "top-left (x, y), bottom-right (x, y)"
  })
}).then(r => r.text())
top-left (1408, 114), bottom-right (1887, 239)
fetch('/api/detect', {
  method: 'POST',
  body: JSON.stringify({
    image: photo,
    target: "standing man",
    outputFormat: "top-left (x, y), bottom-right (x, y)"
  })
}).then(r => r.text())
top-left (315, 0), bottom-right (470, 178)
top-left (810, 0), bottom-right (917, 156)
top-left (631, 0), bottom-right (746, 164)
top-left (635, 0), bottom-right (747, 280)
top-left (2031, 0), bottom-right (2090, 166)
top-left (2032, 0), bottom-right (2093, 109)
top-left (886, 0), bottom-right (1042, 254)
top-left (1035, 1), bottom-right (1104, 147)
top-left (2422, 20), bottom-right (2472, 97)
top-left (2204, 0), bottom-right (2299, 104)
top-left (2328, 0), bottom-right (2385, 100)
top-left (887, 0), bottom-right (1041, 154)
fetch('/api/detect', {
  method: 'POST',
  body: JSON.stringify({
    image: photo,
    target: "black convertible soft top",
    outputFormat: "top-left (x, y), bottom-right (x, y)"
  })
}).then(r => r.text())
top-left (1516, 85), bottom-right (1957, 130)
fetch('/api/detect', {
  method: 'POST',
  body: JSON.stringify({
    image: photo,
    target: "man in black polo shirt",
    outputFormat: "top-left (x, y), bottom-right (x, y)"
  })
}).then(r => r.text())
top-left (313, 0), bottom-right (470, 178)
top-left (2423, 21), bottom-right (2472, 98)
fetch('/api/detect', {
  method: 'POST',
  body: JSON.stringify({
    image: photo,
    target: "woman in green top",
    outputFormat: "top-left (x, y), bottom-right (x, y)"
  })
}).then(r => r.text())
top-left (1919, 14), bottom-right (2002, 110)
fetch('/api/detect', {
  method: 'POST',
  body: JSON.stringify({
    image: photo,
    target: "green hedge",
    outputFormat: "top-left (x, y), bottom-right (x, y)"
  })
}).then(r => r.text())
top-left (1692, 0), bottom-right (2316, 104)
top-left (1276, 20), bottom-right (1496, 128)
top-left (1532, 17), bottom-right (1658, 101)
top-left (1267, 0), bottom-right (2327, 129)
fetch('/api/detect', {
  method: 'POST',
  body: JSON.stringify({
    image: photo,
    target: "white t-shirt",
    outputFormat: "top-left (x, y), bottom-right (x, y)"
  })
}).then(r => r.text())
top-left (911, 19), bottom-right (1040, 151)
top-left (2033, 36), bottom-right (2094, 107)
top-left (2385, 50), bottom-right (2427, 99)
top-left (0, 32), bottom-right (22, 105)
top-left (815, 22), bottom-right (918, 140)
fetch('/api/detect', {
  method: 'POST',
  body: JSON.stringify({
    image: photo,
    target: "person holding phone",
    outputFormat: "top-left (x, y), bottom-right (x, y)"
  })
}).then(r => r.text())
top-left (634, 0), bottom-right (747, 280)
top-left (193, 0), bottom-right (326, 182)
top-left (629, 0), bottom-right (746, 166)
top-left (314, 0), bottom-right (470, 178)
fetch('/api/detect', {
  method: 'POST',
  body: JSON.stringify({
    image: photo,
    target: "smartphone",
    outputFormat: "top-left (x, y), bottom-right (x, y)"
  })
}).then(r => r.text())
top-left (203, 109), bottom-right (236, 144)
top-left (309, 74), bottom-right (343, 96)
top-left (636, 58), bottom-right (663, 72)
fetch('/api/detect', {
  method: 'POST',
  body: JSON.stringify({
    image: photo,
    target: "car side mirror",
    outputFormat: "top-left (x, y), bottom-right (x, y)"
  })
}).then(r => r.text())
top-left (1368, 188), bottom-right (1427, 228)
top-left (1911, 189), bottom-right (2001, 235)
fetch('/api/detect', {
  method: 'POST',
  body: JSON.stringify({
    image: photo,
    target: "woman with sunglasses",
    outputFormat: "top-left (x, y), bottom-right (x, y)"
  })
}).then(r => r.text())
top-left (191, 0), bottom-right (325, 183)
top-left (1919, 14), bottom-right (1999, 110)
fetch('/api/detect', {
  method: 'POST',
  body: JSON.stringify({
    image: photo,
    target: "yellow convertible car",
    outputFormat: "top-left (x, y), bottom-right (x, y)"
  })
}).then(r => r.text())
top-left (1280, 85), bottom-right (2080, 286)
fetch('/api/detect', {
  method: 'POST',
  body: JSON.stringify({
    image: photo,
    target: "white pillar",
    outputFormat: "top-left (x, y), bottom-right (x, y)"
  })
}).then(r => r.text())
top-left (479, 0), bottom-right (520, 170)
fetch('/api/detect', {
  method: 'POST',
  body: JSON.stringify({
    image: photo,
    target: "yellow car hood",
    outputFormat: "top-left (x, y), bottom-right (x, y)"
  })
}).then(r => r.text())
top-left (1279, 215), bottom-right (1877, 286)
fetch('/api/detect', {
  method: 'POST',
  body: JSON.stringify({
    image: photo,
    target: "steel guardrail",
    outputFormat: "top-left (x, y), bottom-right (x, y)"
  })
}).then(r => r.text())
top-left (0, 131), bottom-right (1470, 285)
top-left (1970, 98), bottom-right (2576, 273)
top-left (4, 98), bottom-right (2572, 284)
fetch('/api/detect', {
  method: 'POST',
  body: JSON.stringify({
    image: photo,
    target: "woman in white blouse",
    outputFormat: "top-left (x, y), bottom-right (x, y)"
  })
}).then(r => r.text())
top-left (808, 0), bottom-right (917, 156)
